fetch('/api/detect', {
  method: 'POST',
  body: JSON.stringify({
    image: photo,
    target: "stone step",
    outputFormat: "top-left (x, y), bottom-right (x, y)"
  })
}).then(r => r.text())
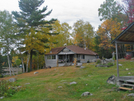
top-left (119, 87), bottom-right (133, 91)
top-left (122, 83), bottom-right (134, 87)
top-left (125, 80), bottom-right (134, 83)
top-left (119, 79), bottom-right (134, 83)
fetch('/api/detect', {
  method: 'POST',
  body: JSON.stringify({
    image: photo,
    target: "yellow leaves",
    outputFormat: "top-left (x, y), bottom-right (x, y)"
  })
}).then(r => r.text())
top-left (12, 56), bottom-right (19, 67)
top-left (97, 19), bottom-right (121, 37)
top-left (97, 19), bottom-right (122, 49)
top-left (50, 20), bottom-right (72, 47)
top-left (12, 56), bottom-right (18, 63)
top-left (24, 28), bottom-right (47, 53)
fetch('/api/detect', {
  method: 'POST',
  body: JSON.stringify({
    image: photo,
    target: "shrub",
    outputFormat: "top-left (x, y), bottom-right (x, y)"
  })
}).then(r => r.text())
top-left (0, 74), bottom-right (3, 78)
top-left (112, 56), bottom-right (115, 60)
top-left (87, 60), bottom-right (90, 63)
top-left (107, 62), bottom-right (113, 66)
top-left (125, 55), bottom-right (131, 60)
top-left (96, 59), bottom-right (101, 64)
top-left (0, 80), bottom-right (25, 97)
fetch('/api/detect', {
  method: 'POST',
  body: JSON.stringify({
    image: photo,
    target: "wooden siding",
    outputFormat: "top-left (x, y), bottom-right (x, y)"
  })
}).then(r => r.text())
top-left (45, 55), bottom-right (58, 67)
top-left (81, 55), bottom-right (97, 63)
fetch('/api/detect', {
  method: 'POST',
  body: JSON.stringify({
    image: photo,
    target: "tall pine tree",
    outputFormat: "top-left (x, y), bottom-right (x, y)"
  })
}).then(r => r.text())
top-left (12, 0), bottom-right (57, 71)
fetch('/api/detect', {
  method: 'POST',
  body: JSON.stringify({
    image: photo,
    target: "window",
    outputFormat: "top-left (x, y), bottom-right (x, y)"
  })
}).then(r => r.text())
top-left (47, 55), bottom-right (51, 59)
top-left (77, 54), bottom-right (80, 58)
top-left (47, 55), bottom-right (56, 59)
top-left (52, 55), bottom-right (56, 59)
top-left (59, 55), bottom-right (63, 59)
top-left (77, 54), bottom-right (80, 59)
top-left (82, 55), bottom-right (85, 59)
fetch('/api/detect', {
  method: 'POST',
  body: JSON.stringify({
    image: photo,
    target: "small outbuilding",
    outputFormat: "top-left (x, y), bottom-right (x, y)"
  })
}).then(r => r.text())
top-left (112, 22), bottom-right (134, 88)
top-left (45, 45), bottom-right (98, 67)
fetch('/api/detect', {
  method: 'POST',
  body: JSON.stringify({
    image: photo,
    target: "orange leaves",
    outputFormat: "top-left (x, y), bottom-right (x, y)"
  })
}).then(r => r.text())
top-left (2, 62), bottom-right (5, 66)
top-left (97, 19), bottom-right (121, 50)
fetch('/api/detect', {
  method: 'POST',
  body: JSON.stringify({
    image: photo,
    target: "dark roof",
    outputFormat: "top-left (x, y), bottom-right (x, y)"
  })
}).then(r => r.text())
top-left (46, 45), bottom-right (98, 56)
top-left (47, 46), bottom-right (65, 55)
top-left (112, 22), bottom-right (134, 43)
top-left (66, 45), bottom-right (97, 55)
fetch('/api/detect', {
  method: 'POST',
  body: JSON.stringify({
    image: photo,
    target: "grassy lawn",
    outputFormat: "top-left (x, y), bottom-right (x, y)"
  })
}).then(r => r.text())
top-left (1, 59), bottom-right (134, 101)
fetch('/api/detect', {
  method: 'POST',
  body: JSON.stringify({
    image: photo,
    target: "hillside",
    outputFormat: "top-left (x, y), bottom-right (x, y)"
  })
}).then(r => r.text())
top-left (1, 60), bottom-right (134, 101)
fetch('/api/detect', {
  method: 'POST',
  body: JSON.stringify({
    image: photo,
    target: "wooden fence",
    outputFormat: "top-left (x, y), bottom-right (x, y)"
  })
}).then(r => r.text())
top-left (2, 67), bottom-right (22, 75)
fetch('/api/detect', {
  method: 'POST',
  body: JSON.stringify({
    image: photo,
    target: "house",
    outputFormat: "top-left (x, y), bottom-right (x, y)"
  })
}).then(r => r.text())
top-left (45, 45), bottom-right (98, 67)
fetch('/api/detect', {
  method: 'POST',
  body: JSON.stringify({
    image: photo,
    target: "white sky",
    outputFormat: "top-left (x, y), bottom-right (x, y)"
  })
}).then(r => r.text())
top-left (0, 0), bottom-right (122, 31)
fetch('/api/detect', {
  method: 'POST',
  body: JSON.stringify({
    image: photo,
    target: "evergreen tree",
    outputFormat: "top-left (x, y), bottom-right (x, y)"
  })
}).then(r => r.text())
top-left (12, 0), bottom-right (57, 71)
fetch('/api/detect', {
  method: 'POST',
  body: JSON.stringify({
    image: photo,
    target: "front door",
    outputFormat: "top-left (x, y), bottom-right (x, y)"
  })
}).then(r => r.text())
top-left (69, 54), bottom-right (74, 62)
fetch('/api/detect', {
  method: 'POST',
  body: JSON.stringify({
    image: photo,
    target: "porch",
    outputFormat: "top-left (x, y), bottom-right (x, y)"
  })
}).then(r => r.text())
top-left (58, 54), bottom-right (81, 66)
top-left (112, 22), bottom-right (134, 90)
top-left (117, 76), bottom-right (134, 91)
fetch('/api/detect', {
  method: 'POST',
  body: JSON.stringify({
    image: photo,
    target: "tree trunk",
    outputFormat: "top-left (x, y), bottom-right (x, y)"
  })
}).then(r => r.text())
top-left (21, 57), bottom-right (25, 73)
top-left (30, 50), bottom-right (33, 71)
top-left (16, 65), bottom-right (19, 75)
top-left (37, 52), bottom-right (39, 69)
top-left (26, 53), bottom-right (30, 72)
top-left (7, 54), bottom-right (11, 76)
top-left (11, 63), bottom-right (14, 75)
top-left (43, 54), bottom-right (46, 68)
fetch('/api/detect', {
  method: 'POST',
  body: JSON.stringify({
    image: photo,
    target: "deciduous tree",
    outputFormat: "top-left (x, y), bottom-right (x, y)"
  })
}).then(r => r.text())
top-left (98, 0), bottom-right (123, 21)
top-left (96, 19), bottom-right (121, 58)
top-left (98, 0), bottom-right (128, 28)
top-left (46, 20), bottom-right (72, 49)
top-left (120, 0), bottom-right (134, 28)
top-left (0, 10), bottom-right (17, 76)
top-left (73, 20), bottom-right (94, 49)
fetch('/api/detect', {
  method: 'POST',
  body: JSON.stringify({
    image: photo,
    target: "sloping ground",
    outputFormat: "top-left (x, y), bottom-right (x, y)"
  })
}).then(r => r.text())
top-left (1, 60), bottom-right (134, 101)
top-left (0, 67), bottom-right (71, 80)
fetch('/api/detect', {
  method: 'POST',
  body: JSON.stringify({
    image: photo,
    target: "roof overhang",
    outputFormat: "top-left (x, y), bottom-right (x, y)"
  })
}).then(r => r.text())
top-left (112, 22), bottom-right (134, 44)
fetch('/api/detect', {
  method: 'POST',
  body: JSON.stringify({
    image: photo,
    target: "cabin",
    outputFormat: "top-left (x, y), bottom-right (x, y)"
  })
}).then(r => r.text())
top-left (45, 45), bottom-right (98, 67)
top-left (112, 22), bottom-right (134, 90)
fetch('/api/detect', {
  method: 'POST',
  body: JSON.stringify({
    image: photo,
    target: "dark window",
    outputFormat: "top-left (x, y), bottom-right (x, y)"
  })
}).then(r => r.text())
top-left (52, 55), bottom-right (56, 59)
top-left (47, 55), bottom-right (51, 59)
top-left (59, 55), bottom-right (63, 59)
top-left (77, 54), bottom-right (80, 59)
top-left (82, 55), bottom-right (85, 59)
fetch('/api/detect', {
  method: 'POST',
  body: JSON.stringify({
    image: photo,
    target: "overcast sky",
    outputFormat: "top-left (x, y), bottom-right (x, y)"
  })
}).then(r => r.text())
top-left (0, 0), bottom-right (122, 31)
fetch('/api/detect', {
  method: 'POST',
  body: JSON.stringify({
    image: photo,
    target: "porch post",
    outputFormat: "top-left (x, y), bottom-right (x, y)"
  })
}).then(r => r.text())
top-left (66, 53), bottom-right (67, 65)
top-left (115, 42), bottom-right (119, 78)
top-left (57, 55), bottom-right (59, 67)
top-left (74, 54), bottom-right (77, 67)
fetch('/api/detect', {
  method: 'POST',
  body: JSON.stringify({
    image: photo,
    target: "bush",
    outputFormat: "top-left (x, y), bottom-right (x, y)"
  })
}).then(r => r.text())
top-left (96, 59), bottom-right (101, 64)
top-left (0, 74), bottom-right (3, 78)
top-left (0, 80), bottom-right (25, 97)
top-left (87, 60), bottom-right (90, 63)
top-left (125, 55), bottom-right (131, 60)
top-left (107, 62), bottom-right (113, 66)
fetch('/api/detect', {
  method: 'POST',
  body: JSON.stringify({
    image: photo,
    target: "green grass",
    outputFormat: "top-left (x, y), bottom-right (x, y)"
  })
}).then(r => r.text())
top-left (1, 59), bottom-right (134, 101)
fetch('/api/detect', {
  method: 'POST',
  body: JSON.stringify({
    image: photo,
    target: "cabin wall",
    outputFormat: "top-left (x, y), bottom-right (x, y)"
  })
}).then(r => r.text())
top-left (80, 55), bottom-right (97, 63)
top-left (45, 54), bottom-right (98, 67)
top-left (45, 55), bottom-right (58, 67)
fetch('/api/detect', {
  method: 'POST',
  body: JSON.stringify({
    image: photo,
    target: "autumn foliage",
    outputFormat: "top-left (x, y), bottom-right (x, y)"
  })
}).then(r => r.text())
top-left (125, 54), bottom-right (132, 60)
top-left (73, 20), bottom-right (94, 49)
top-left (97, 19), bottom-right (121, 49)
